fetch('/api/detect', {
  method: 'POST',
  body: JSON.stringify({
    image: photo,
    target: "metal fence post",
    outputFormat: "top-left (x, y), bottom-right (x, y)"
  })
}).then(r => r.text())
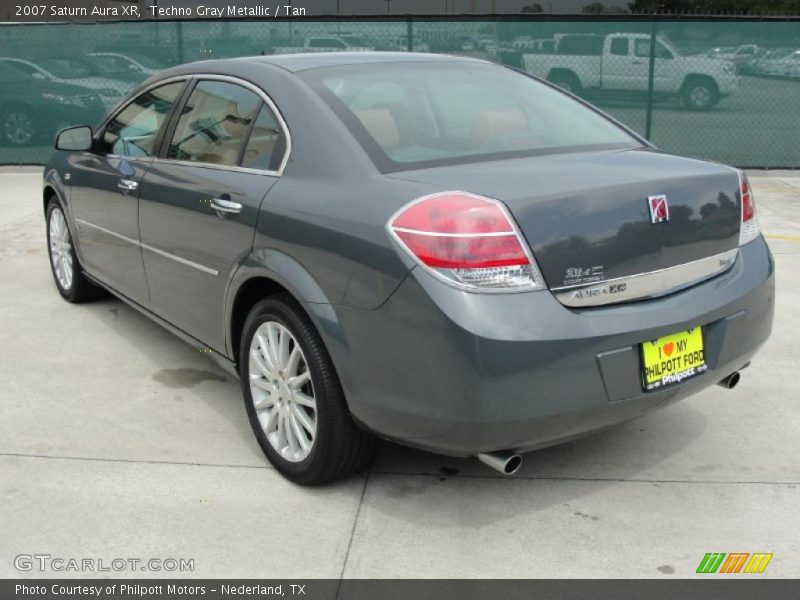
top-left (407, 16), bottom-right (413, 52)
top-left (644, 19), bottom-right (657, 141)
top-left (176, 21), bottom-right (184, 65)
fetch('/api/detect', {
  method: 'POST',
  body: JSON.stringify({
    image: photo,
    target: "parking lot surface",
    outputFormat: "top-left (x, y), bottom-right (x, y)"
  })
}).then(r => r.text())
top-left (1, 168), bottom-right (798, 578)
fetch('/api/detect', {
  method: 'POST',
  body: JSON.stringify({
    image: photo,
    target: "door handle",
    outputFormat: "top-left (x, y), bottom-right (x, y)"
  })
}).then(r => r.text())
top-left (631, 60), bottom-right (645, 65)
top-left (210, 198), bottom-right (242, 215)
top-left (118, 179), bottom-right (138, 191)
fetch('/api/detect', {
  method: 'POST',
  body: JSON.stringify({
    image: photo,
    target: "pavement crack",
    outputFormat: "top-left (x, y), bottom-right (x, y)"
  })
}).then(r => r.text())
top-left (368, 470), bottom-right (800, 486)
top-left (0, 451), bottom-right (273, 471)
top-left (336, 468), bottom-right (370, 591)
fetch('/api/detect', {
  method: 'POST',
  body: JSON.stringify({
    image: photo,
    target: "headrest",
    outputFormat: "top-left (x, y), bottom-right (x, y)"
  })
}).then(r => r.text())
top-left (355, 108), bottom-right (400, 149)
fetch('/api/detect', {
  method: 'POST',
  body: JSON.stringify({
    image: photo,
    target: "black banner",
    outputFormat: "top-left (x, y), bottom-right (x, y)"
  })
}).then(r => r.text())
top-left (3, 580), bottom-right (800, 600)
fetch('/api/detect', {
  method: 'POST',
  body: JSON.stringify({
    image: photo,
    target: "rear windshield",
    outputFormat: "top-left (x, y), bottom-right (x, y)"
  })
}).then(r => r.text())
top-left (299, 61), bottom-right (641, 172)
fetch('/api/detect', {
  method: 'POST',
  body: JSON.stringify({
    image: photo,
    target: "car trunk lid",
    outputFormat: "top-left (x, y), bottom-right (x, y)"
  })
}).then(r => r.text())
top-left (389, 149), bottom-right (741, 305)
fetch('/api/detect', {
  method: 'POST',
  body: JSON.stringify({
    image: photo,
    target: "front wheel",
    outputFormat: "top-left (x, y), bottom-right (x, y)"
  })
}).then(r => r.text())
top-left (240, 295), bottom-right (375, 485)
top-left (46, 199), bottom-right (102, 303)
top-left (2, 107), bottom-right (37, 146)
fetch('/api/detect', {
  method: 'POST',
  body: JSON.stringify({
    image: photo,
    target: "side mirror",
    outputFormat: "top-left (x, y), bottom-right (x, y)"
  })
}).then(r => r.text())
top-left (55, 125), bottom-right (93, 151)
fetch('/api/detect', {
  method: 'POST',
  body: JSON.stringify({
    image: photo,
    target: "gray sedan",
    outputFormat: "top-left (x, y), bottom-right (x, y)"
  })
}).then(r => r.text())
top-left (43, 53), bottom-right (774, 484)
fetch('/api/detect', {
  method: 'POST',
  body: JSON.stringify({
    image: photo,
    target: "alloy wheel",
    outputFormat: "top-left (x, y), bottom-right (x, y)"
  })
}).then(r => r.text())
top-left (248, 321), bottom-right (317, 462)
top-left (4, 111), bottom-right (34, 145)
top-left (49, 207), bottom-right (74, 291)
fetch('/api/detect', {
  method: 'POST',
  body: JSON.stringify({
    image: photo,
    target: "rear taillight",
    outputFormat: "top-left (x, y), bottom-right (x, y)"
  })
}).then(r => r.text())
top-left (738, 170), bottom-right (759, 246)
top-left (387, 191), bottom-right (544, 291)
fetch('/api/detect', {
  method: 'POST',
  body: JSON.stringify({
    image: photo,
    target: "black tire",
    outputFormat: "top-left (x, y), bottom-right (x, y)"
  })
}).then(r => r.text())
top-left (548, 71), bottom-right (583, 96)
top-left (240, 294), bottom-right (375, 485)
top-left (682, 77), bottom-right (720, 111)
top-left (1, 105), bottom-right (37, 147)
top-left (45, 198), bottom-right (103, 303)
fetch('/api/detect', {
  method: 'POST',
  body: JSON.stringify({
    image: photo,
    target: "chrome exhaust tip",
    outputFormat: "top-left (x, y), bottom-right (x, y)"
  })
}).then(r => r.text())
top-left (477, 451), bottom-right (522, 475)
top-left (717, 371), bottom-right (741, 389)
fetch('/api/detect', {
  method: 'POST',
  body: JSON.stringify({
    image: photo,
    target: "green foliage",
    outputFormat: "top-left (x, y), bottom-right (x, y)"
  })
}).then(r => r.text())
top-left (628, 0), bottom-right (800, 13)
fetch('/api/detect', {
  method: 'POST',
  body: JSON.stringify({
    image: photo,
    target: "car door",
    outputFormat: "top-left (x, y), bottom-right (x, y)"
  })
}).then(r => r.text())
top-left (601, 36), bottom-right (633, 90)
top-left (138, 77), bottom-right (288, 352)
top-left (68, 79), bottom-right (187, 305)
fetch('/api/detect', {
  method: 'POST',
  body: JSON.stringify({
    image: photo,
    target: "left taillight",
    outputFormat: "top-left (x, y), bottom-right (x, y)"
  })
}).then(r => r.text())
top-left (387, 191), bottom-right (545, 291)
top-left (738, 170), bottom-right (759, 246)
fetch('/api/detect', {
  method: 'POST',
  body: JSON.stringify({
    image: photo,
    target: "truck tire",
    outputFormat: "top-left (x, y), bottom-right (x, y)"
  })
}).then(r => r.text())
top-left (548, 71), bottom-right (583, 96)
top-left (1, 104), bottom-right (37, 147)
top-left (682, 77), bottom-right (720, 111)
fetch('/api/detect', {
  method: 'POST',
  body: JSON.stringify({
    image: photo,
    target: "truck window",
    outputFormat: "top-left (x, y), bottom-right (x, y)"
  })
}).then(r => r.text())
top-left (634, 39), bottom-right (674, 60)
top-left (557, 35), bottom-right (603, 56)
top-left (609, 38), bottom-right (629, 56)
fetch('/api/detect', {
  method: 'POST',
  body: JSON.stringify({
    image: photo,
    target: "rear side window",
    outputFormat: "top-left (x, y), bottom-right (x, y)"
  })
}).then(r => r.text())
top-left (610, 38), bottom-right (629, 56)
top-left (301, 62), bottom-right (640, 172)
top-left (241, 104), bottom-right (286, 171)
top-left (557, 35), bottom-right (603, 56)
top-left (100, 81), bottom-right (184, 157)
top-left (167, 80), bottom-right (261, 166)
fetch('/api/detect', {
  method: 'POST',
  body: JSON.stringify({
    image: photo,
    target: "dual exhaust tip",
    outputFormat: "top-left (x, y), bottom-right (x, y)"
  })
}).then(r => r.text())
top-left (478, 371), bottom-right (742, 475)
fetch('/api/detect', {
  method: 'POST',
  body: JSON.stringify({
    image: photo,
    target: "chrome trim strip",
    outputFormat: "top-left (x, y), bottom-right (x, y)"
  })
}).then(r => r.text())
top-left (75, 219), bottom-right (219, 277)
top-left (552, 248), bottom-right (739, 308)
top-left (94, 73), bottom-right (292, 177)
top-left (391, 227), bottom-right (516, 238)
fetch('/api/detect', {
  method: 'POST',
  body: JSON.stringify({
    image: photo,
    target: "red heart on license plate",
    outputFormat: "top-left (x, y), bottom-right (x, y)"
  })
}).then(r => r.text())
top-left (663, 342), bottom-right (675, 357)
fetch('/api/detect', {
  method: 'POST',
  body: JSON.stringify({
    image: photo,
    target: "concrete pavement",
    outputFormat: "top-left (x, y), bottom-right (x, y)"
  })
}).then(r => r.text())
top-left (1, 168), bottom-right (798, 578)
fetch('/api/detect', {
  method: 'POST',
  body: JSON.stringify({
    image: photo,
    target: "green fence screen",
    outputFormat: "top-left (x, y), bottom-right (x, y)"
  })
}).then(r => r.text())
top-left (1, 18), bottom-right (799, 167)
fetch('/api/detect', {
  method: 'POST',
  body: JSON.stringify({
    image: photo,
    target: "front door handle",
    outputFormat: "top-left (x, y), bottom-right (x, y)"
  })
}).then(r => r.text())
top-left (210, 198), bottom-right (242, 216)
top-left (118, 179), bottom-right (138, 191)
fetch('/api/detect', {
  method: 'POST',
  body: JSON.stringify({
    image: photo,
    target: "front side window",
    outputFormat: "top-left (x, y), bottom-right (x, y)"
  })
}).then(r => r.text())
top-left (300, 62), bottom-right (641, 172)
top-left (100, 81), bottom-right (185, 157)
top-left (634, 39), bottom-right (674, 60)
top-left (167, 80), bottom-right (261, 166)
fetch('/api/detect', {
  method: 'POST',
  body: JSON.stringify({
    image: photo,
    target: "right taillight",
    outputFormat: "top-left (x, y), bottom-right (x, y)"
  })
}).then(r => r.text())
top-left (738, 170), bottom-right (760, 246)
top-left (387, 191), bottom-right (544, 291)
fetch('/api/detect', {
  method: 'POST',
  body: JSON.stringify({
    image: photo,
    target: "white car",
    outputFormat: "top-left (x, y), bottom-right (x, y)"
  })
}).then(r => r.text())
top-left (761, 50), bottom-right (800, 78)
top-left (87, 52), bottom-right (159, 77)
top-left (0, 57), bottom-right (131, 110)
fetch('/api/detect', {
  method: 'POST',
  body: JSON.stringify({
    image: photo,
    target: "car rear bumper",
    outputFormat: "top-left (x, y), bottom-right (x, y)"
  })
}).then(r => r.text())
top-left (331, 236), bottom-right (774, 457)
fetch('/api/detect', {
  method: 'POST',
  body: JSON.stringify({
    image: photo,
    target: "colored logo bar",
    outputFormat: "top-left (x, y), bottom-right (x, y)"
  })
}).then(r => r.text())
top-left (696, 553), bottom-right (773, 574)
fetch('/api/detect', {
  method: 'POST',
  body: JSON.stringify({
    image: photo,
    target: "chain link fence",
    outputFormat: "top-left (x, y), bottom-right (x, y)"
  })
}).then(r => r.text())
top-left (1, 17), bottom-right (799, 167)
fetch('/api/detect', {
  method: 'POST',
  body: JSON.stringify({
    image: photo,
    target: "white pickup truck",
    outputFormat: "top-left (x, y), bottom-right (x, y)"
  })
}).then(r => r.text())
top-left (523, 33), bottom-right (739, 110)
top-left (272, 36), bottom-right (378, 55)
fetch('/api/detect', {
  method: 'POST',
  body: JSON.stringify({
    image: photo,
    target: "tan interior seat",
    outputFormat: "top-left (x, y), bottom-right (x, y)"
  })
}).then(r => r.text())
top-left (470, 107), bottom-right (530, 149)
top-left (354, 108), bottom-right (400, 149)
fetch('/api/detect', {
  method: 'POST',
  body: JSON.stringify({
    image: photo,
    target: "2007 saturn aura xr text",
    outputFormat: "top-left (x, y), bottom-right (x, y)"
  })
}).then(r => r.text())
top-left (43, 53), bottom-right (774, 484)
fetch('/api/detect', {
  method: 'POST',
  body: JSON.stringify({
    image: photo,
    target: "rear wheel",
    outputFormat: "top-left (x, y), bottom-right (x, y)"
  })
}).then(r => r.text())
top-left (682, 77), bottom-right (720, 111)
top-left (46, 199), bottom-right (102, 302)
top-left (240, 295), bottom-right (375, 485)
top-left (548, 71), bottom-right (582, 96)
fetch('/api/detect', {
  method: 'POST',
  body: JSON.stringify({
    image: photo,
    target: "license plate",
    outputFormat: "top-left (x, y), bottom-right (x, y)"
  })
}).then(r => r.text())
top-left (641, 327), bottom-right (707, 391)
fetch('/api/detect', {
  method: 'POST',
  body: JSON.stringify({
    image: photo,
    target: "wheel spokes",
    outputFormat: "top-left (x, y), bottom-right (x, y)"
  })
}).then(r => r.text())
top-left (250, 320), bottom-right (318, 463)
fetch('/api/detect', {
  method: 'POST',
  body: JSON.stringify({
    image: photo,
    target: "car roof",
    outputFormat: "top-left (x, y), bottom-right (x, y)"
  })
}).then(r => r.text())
top-left (222, 51), bottom-right (485, 73)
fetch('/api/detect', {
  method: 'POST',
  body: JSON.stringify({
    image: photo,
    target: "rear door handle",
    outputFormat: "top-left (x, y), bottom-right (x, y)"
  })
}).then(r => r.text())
top-left (118, 179), bottom-right (138, 191)
top-left (210, 198), bottom-right (242, 215)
